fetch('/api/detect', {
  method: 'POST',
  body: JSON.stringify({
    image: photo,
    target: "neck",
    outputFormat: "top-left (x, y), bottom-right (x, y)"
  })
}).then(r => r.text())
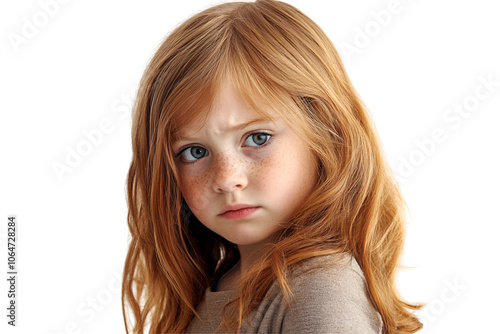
top-left (217, 240), bottom-right (273, 291)
top-left (236, 242), bottom-right (269, 277)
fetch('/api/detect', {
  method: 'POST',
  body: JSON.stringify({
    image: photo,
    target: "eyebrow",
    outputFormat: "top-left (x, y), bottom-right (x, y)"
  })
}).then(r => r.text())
top-left (174, 118), bottom-right (275, 143)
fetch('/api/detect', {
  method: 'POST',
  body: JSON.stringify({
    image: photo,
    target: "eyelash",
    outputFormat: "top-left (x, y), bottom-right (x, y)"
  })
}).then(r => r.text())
top-left (175, 132), bottom-right (273, 165)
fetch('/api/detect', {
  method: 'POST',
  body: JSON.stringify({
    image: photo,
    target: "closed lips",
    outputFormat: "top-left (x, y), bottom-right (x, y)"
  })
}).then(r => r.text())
top-left (219, 204), bottom-right (259, 215)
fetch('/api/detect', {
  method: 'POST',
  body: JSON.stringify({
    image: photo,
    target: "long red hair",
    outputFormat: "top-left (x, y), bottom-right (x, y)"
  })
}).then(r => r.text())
top-left (122, 0), bottom-right (423, 333)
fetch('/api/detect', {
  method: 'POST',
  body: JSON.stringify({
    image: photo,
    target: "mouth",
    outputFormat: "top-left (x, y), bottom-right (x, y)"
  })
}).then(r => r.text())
top-left (218, 204), bottom-right (260, 219)
top-left (219, 207), bottom-right (260, 219)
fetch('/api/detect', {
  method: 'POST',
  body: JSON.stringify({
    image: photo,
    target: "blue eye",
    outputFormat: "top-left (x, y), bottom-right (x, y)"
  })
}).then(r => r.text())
top-left (176, 132), bottom-right (272, 164)
top-left (245, 133), bottom-right (271, 147)
top-left (179, 147), bottom-right (208, 162)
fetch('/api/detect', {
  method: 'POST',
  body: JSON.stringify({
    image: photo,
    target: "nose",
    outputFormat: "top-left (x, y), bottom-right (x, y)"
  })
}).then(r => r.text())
top-left (211, 153), bottom-right (248, 193)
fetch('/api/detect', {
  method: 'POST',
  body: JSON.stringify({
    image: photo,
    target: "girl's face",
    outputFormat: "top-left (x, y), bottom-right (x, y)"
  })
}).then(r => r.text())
top-left (173, 82), bottom-right (318, 251)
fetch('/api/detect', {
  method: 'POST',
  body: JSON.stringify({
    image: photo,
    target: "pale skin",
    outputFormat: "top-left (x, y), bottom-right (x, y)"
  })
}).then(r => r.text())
top-left (173, 80), bottom-right (318, 290)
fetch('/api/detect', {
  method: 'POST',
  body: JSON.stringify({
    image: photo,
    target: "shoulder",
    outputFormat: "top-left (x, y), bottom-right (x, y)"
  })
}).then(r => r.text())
top-left (282, 253), bottom-right (384, 334)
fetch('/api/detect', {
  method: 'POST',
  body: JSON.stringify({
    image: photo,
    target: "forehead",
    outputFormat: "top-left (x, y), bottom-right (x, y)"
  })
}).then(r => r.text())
top-left (175, 82), bottom-right (278, 139)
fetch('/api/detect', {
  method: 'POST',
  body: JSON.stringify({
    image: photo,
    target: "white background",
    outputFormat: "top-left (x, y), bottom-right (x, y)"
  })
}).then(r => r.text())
top-left (1, 0), bottom-right (499, 333)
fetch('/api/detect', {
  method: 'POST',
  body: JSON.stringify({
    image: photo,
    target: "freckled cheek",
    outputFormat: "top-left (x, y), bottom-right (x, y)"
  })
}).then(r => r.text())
top-left (262, 147), bottom-right (311, 205)
top-left (250, 150), bottom-right (287, 189)
top-left (179, 170), bottom-right (211, 212)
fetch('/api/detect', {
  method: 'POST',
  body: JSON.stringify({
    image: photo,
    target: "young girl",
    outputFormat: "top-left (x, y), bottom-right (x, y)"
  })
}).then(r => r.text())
top-left (122, 0), bottom-right (423, 333)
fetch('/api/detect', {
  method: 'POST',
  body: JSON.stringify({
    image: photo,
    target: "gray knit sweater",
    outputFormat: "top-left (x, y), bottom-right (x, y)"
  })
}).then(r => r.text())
top-left (186, 253), bottom-right (384, 333)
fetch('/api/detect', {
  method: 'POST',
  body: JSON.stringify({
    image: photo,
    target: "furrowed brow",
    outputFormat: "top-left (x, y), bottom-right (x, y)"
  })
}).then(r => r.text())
top-left (173, 117), bottom-right (274, 143)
